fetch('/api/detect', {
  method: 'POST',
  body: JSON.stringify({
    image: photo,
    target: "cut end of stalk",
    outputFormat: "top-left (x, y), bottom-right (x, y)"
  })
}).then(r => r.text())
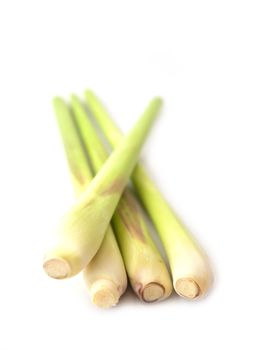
top-left (175, 278), bottom-right (200, 299)
top-left (43, 257), bottom-right (71, 279)
top-left (90, 279), bottom-right (121, 308)
top-left (142, 283), bottom-right (165, 302)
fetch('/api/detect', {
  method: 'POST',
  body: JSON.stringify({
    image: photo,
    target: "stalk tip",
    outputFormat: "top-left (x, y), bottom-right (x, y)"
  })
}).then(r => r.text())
top-left (142, 283), bottom-right (165, 302)
top-left (175, 278), bottom-right (200, 299)
top-left (90, 279), bottom-right (121, 308)
top-left (43, 257), bottom-right (71, 279)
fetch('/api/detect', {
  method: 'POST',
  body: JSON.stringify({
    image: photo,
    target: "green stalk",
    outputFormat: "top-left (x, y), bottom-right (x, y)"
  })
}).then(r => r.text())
top-left (85, 90), bottom-right (213, 299)
top-left (43, 95), bottom-right (159, 281)
top-left (50, 98), bottom-right (92, 196)
top-left (44, 98), bottom-right (127, 308)
top-left (71, 95), bottom-right (172, 303)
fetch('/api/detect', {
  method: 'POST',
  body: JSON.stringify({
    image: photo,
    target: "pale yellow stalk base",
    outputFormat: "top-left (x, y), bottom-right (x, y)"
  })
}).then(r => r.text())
top-left (83, 227), bottom-right (127, 306)
top-left (90, 279), bottom-right (121, 308)
top-left (142, 283), bottom-right (165, 302)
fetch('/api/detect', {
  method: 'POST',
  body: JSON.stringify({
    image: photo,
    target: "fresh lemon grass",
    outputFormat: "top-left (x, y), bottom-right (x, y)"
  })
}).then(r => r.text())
top-left (85, 90), bottom-right (213, 299)
top-left (43, 94), bottom-right (159, 281)
top-left (71, 95), bottom-right (172, 302)
top-left (43, 97), bottom-right (127, 307)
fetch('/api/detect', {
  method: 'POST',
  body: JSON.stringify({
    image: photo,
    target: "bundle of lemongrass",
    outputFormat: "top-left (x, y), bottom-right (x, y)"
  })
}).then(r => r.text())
top-left (43, 90), bottom-right (213, 308)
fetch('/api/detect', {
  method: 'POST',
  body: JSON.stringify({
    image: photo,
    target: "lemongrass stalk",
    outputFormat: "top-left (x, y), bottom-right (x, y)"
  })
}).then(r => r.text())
top-left (84, 229), bottom-right (127, 307)
top-left (71, 95), bottom-right (172, 302)
top-left (43, 98), bottom-right (127, 307)
top-left (43, 94), bottom-right (159, 280)
top-left (85, 90), bottom-right (213, 299)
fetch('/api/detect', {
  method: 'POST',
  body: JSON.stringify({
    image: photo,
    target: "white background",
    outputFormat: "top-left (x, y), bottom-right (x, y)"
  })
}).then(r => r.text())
top-left (0, 0), bottom-right (255, 349)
